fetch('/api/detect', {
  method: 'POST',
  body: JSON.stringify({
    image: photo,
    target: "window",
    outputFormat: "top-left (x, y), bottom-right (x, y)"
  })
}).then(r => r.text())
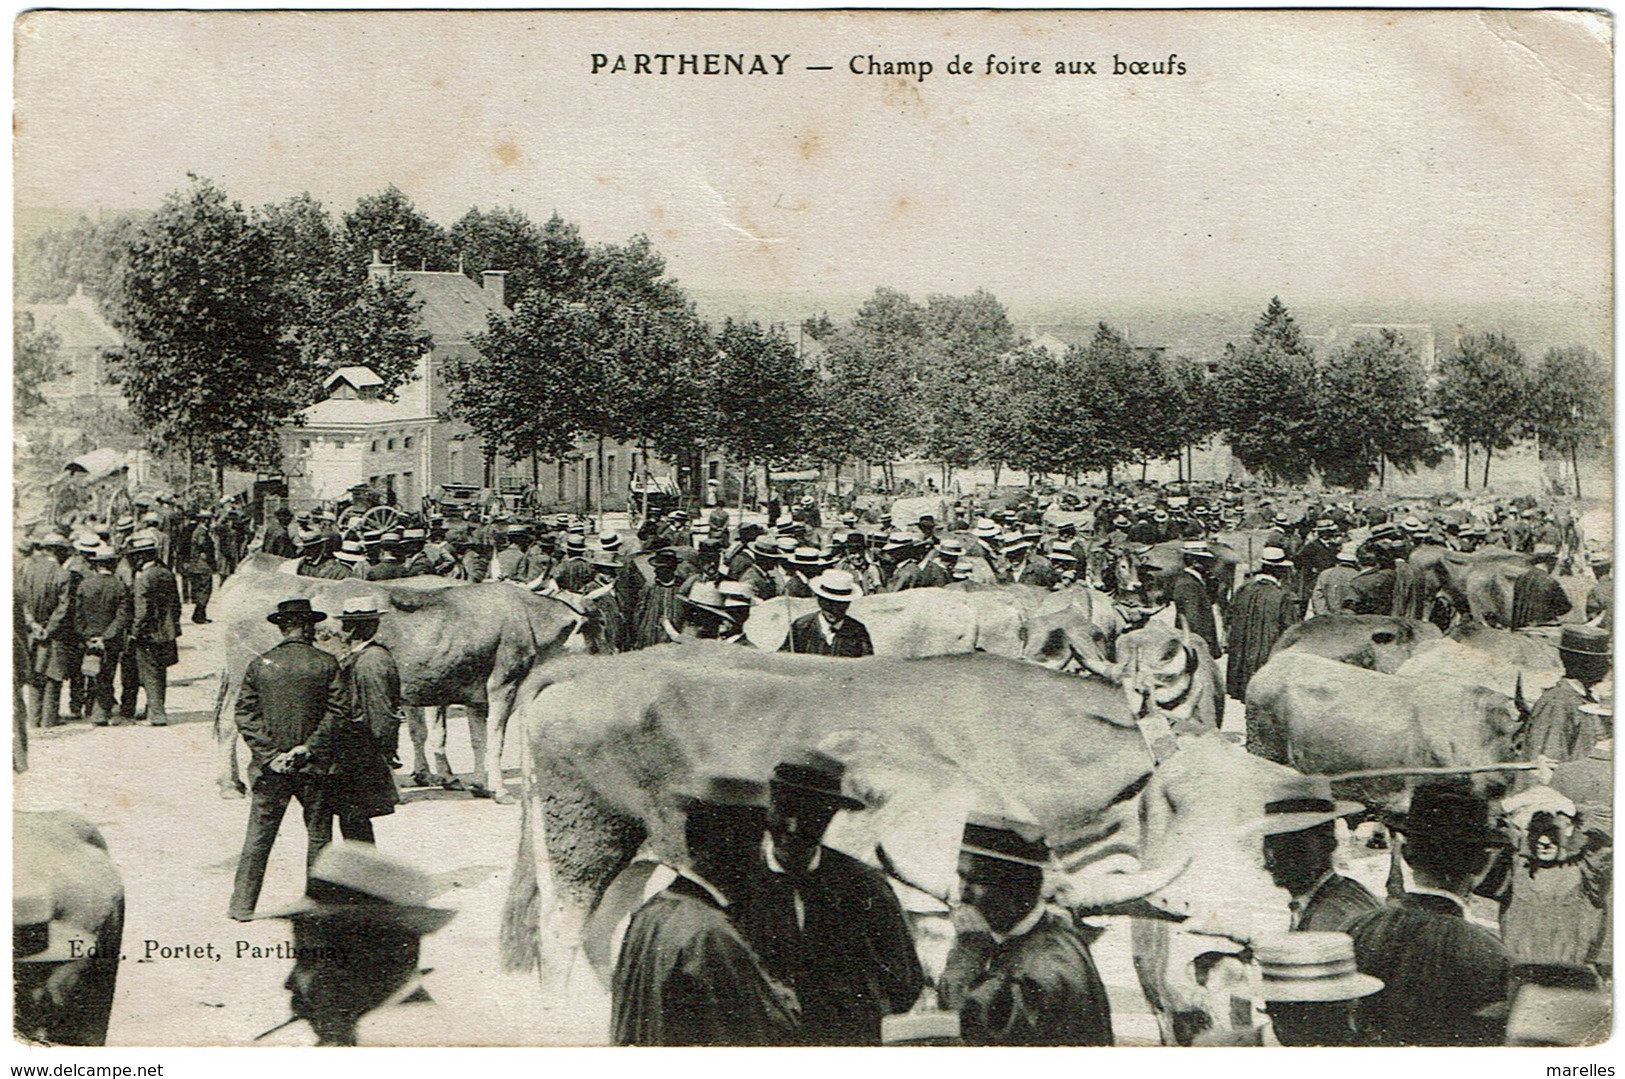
top-left (404, 436), bottom-right (415, 449)
top-left (387, 438), bottom-right (396, 451)
top-left (370, 440), bottom-right (379, 453)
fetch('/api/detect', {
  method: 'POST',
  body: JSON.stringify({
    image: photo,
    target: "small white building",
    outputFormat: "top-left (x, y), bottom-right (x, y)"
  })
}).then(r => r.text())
top-left (282, 363), bottom-right (438, 507)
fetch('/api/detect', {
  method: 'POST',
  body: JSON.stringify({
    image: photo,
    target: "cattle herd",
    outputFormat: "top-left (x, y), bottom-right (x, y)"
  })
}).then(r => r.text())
top-left (15, 480), bottom-right (1616, 1048)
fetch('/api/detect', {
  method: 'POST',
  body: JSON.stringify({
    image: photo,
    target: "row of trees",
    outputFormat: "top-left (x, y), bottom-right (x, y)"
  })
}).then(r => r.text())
top-left (22, 175), bottom-right (1611, 499)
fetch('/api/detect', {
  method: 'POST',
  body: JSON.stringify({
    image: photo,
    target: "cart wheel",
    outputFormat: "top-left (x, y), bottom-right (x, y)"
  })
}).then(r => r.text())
top-left (361, 504), bottom-right (402, 533)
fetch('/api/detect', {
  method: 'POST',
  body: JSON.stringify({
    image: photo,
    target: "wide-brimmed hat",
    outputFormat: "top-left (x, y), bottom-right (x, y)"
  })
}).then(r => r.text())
top-left (1336, 542), bottom-right (1359, 565)
top-left (649, 547), bottom-right (681, 567)
top-left (72, 533), bottom-right (99, 554)
top-left (339, 595), bottom-right (385, 622)
top-left (961, 812), bottom-right (1052, 869)
top-left (88, 543), bottom-right (117, 562)
top-left (999, 531), bottom-right (1033, 553)
top-left (504, 523), bottom-right (530, 538)
top-left (1271, 512), bottom-right (1292, 527)
top-left (787, 546), bottom-right (833, 571)
top-left (253, 843), bottom-right (454, 935)
top-left (563, 536), bottom-right (588, 556)
top-left (670, 775), bottom-right (769, 811)
top-left (775, 535), bottom-right (800, 555)
top-left (937, 537), bottom-right (967, 558)
top-left (681, 582), bottom-right (736, 622)
top-left (809, 569), bottom-right (860, 603)
top-left (126, 533), bottom-right (158, 554)
top-left (598, 531), bottom-right (622, 552)
top-left (749, 536), bottom-right (781, 558)
top-left (39, 532), bottom-right (72, 550)
top-left (1049, 548), bottom-right (1078, 565)
top-left (1385, 781), bottom-right (1511, 848)
top-left (801, 495), bottom-right (816, 506)
top-left (334, 540), bottom-right (367, 563)
top-left (401, 526), bottom-right (427, 541)
top-left (972, 519), bottom-right (999, 539)
top-left (590, 549), bottom-right (621, 570)
top-left (113, 515), bottom-right (136, 533)
top-left (1260, 546), bottom-right (1293, 567)
top-left (769, 749), bottom-right (865, 811)
top-left (1559, 625), bottom-right (1610, 657)
top-left (1182, 540), bottom-right (1215, 559)
top-left (882, 532), bottom-right (921, 553)
top-left (268, 597), bottom-right (328, 626)
top-left (1252, 932), bottom-right (1384, 1002)
top-left (13, 893), bottom-right (95, 963)
top-left (717, 581), bottom-right (755, 609)
top-left (840, 513), bottom-right (858, 526)
top-left (1253, 778), bottom-right (1365, 836)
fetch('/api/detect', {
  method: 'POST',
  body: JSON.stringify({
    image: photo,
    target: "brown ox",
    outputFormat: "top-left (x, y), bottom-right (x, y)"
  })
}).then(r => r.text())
top-left (741, 585), bottom-right (1112, 670)
top-left (1271, 614), bottom-right (1442, 673)
top-left (15, 811), bottom-right (125, 1045)
top-left (1244, 651), bottom-right (1524, 806)
top-left (499, 648), bottom-right (1309, 1043)
top-left (1408, 544), bottom-right (1534, 626)
top-left (211, 561), bottom-right (583, 804)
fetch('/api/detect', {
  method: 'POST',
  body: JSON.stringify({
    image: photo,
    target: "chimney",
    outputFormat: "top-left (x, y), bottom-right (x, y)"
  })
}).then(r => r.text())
top-left (481, 269), bottom-right (509, 308)
top-left (367, 248), bottom-right (393, 287)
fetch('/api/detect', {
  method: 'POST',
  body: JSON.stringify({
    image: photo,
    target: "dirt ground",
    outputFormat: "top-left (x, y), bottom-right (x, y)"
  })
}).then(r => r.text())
top-left (15, 615), bottom-right (1412, 1048)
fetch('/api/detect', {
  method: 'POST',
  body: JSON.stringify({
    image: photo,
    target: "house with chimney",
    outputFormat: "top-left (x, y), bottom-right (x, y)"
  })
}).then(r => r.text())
top-left (279, 255), bottom-right (510, 509)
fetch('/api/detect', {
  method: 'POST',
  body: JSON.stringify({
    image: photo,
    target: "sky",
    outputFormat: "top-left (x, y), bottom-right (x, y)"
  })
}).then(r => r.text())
top-left (13, 9), bottom-right (1613, 307)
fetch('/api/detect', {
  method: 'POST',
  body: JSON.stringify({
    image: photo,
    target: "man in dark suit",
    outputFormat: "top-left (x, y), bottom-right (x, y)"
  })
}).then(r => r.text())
top-left (1163, 544), bottom-right (1221, 658)
top-left (302, 596), bottom-right (402, 847)
top-left (1345, 781), bottom-right (1513, 1045)
top-left (184, 510), bottom-right (217, 623)
top-left (75, 546), bottom-right (131, 727)
top-left (612, 777), bottom-right (800, 1045)
top-left (781, 570), bottom-right (873, 657)
top-left (1256, 785), bottom-right (1380, 932)
top-left (940, 813), bottom-right (1113, 1045)
top-left (737, 751), bottom-right (923, 1044)
top-left (127, 533), bottom-right (181, 727)
top-left (18, 533), bottom-right (76, 729)
top-left (228, 598), bottom-right (341, 921)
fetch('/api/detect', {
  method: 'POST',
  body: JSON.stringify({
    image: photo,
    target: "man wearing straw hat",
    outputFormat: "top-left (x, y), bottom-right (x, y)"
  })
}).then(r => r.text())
top-left (1526, 625), bottom-right (1612, 763)
top-left (1344, 780), bottom-right (1513, 1045)
top-left (612, 776), bottom-right (800, 1045)
top-left (1253, 781), bottom-right (1378, 932)
top-left (1194, 932), bottom-right (1383, 1046)
top-left (782, 570), bottom-right (873, 657)
top-left (737, 751), bottom-right (923, 1045)
top-left (916, 536), bottom-right (964, 589)
top-left (251, 844), bottom-right (456, 1046)
top-left (228, 598), bottom-right (342, 921)
top-left (677, 581), bottom-right (739, 641)
top-left (1225, 546), bottom-right (1299, 702)
top-left (551, 533), bottom-right (595, 593)
top-left (939, 812), bottom-right (1112, 1045)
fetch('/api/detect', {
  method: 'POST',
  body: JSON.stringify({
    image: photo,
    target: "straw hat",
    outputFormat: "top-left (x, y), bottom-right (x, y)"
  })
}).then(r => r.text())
top-left (338, 595), bottom-right (386, 622)
top-left (1251, 932), bottom-right (1384, 1002)
top-left (808, 569), bottom-right (860, 603)
top-left (680, 582), bottom-right (736, 622)
top-left (960, 811), bottom-right (1051, 868)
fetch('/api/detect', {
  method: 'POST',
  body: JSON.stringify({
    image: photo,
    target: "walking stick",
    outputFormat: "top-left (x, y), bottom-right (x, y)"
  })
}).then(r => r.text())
top-left (1315, 761), bottom-right (1541, 783)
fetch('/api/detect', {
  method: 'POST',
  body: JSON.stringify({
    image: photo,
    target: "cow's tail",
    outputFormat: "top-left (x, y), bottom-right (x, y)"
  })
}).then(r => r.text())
top-left (501, 776), bottom-right (542, 973)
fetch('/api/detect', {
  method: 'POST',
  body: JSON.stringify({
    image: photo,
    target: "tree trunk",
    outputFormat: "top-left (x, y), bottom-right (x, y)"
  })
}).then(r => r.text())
top-left (992, 462), bottom-right (1002, 487)
top-left (1378, 453), bottom-right (1387, 489)
top-left (1571, 443), bottom-right (1583, 500)
top-left (1462, 444), bottom-right (1472, 489)
top-left (640, 441), bottom-right (651, 522)
top-left (596, 436), bottom-right (606, 530)
top-left (1482, 446), bottom-right (1492, 489)
top-left (1105, 463), bottom-right (1114, 487)
top-left (531, 451), bottom-right (539, 487)
top-left (1140, 459), bottom-right (1148, 483)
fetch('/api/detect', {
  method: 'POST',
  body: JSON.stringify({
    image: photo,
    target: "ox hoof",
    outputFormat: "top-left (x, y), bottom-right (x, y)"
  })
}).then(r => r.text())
top-left (492, 788), bottom-right (515, 805)
top-left (441, 777), bottom-right (467, 792)
top-left (219, 784), bottom-right (246, 800)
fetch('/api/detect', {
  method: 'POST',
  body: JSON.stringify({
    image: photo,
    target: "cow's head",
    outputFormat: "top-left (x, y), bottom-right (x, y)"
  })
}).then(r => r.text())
top-left (1459, 684), bottom-right (1525, 798)
top-left (1021, 593), bottom-right (1109, 674)
top-left (1113, 624), bottom-right (1217, 733)
top-left (1362, 617), bottom-right (1443, 673)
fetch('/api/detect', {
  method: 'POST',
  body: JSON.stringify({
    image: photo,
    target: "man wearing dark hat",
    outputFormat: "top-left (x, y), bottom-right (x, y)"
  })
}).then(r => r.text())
top-left (228, 598), bottom-right (343, 921)
top-left (18, 533), bottom-right (77, 729)
top-left (1256, 783), bottom-right (1379, 932)
top-left (1526, 625), bottom-right (1612, 762)
top-left (676, 582), bottom-right (737, 641)
top-left (76, 545), bottom-right (132, 727)
top-left (297, 530), bottom-right (351, 581)
top-left (1345, 780), bottom-right (1512, 1046)
top-left (126, 533), bottom-right (181, 727)
top-left (782, 570), bottom-right (873, 657)
top-left (1226, 547), bottom-right (1300, 701)
top-left (940, 813), bottom-right (1113, 1045)
top-left (263, 507), bottom-right (299, 558)
top-left (1164, 543), bottom-right (1221, 659)
top-left (736, 751), bottom-right (924, 1044)
top-left (254, 844), bottom-right (456, 1046)
top-left (1343, 537), bottom-right (1398, 615)
top-left (1011, 534), bottom-right (1060, 588)
top-left (1509, 558), bottom-right (1573, 630)
top-left (1293, 520), bottom-right (1340, 607)
top-left (611, 776), bottom-right (800, 1045)
top-left (301, 596), bottom-right (403, 847)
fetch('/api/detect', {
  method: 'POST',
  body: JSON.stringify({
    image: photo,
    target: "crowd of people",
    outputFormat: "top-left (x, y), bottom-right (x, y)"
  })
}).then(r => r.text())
top-left (14, 477), bottom-right (1614, 1048)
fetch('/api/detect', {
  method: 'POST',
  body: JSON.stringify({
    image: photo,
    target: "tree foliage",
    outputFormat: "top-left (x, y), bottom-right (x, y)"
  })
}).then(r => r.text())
top-left (102, 177), bottom-right (306, 476)
top-left (1214, 298), bottom-right (1320, 483)
top-left (713, 319), bottom-right (810, 468)
top-left (1312, 329), bottom-right (1440, 488)
top-left (1434, 331), bottom-right (1529, 486)
top-left (822, 288), bottom-right (926, 472)
top-left (342, 185), bottom-right (455, 273)
top-left (14, 312), bottom-right (61, 418)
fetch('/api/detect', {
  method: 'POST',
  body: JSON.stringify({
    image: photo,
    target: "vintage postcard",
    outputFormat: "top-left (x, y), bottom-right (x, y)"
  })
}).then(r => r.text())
top-left (12, 7), bottom-right (1614, 1064)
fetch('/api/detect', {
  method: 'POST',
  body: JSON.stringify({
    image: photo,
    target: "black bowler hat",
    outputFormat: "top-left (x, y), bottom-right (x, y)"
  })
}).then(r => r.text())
top-left (1386, 780), bottom-right (1511, 848)
top-left (267, 597), bottom-right (328, 626)
top-left (770, 749), bottom-right (865, 811)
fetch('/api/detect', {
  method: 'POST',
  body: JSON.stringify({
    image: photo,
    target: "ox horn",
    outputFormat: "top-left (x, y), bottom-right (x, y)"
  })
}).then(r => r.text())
top-left (1514, 672), bottom-right (1530, 722)
top-left (1057, 855), bottom-right (1191, 915)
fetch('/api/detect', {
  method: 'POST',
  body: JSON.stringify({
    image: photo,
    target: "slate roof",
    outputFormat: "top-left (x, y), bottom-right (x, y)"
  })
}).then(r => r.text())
top-left (396, 271), bottom-right (508, 345)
